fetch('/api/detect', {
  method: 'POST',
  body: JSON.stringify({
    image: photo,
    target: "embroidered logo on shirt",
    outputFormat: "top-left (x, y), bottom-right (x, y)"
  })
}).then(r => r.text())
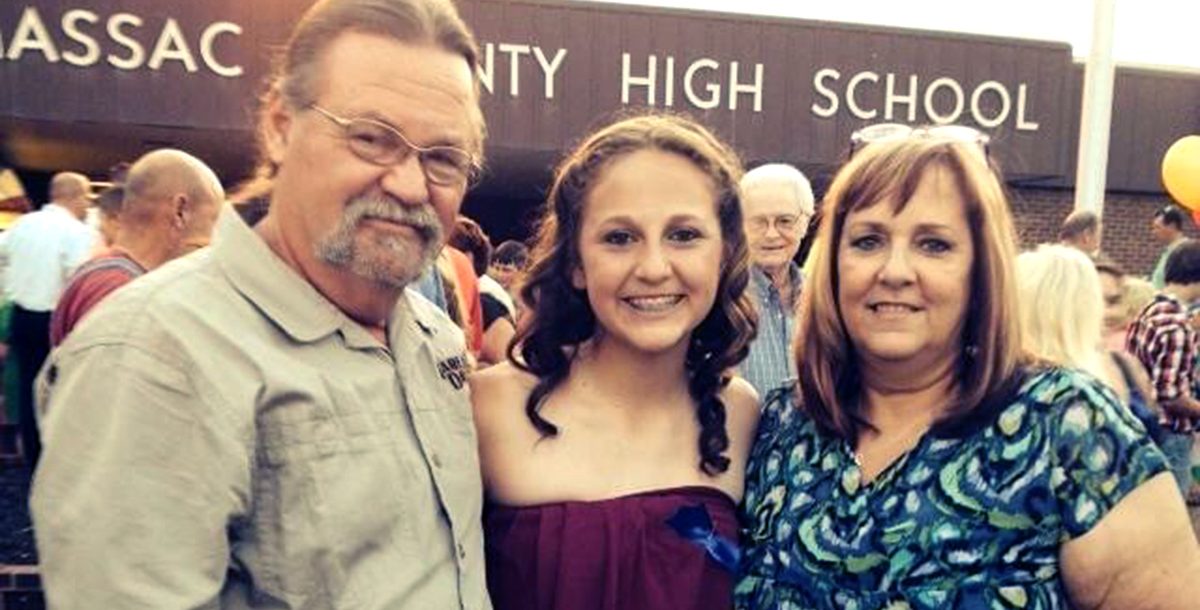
top-left (437, 355), bottom-right (469, 390)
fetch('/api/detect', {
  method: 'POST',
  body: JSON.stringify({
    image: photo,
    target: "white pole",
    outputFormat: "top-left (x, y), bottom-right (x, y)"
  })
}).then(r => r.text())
top-left (1073, 0), bottom-right (1117, 222)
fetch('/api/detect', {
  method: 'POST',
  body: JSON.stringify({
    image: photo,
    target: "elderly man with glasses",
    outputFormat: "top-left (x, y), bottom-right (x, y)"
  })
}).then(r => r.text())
top-left (738, 163), bottom-right (815, 400)
top-left (30, 1), bottom-right (492, 609)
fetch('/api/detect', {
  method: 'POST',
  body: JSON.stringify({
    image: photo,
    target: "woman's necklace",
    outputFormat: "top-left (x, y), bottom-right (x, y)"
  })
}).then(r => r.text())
top-left (852, 416), bottom-right (934, 473)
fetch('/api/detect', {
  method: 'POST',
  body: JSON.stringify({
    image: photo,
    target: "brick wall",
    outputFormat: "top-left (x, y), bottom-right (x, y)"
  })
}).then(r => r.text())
top-left (1009, 187), bottom-right (1198, 277)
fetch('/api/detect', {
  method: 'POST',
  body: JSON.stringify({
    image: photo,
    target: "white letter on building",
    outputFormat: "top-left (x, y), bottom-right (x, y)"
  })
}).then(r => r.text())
top-left (622, 53), bottom-right (657, 105)
top-left (532, 46), bottom-right (567, 100)
top-left (61, 10), bottom-right (101, 67)
top-left (923, 77), bottom-right (965, 124)
top-left (811, 68), bottom-right (840, 118)
top-left (846, 71), bottom-right (879, 119)
top-left (1016, 83), bottom-right (1040, 131)
top-left (6, 7), bottom-right (60, 63)
top-left (477, 43), bottom-right (495, 95)
top-left (663, 56), bottom-right (675, 107)
top-left (684, 58), bottom-right (720, 110)
top-left (885, 73), bottom-right (918, 122)
top-left (106, 13), bottom-right (145, 70)
top-left (728, 61), bottom-right (764, 112)
top-left (200, 22), bottom-right (243, 78)
top-left (970, 81), bottom-right (1011, 128)
top-left (498, 43), bottom-right (530, 97)
top-left (148, 18), bottom-right (198, 72)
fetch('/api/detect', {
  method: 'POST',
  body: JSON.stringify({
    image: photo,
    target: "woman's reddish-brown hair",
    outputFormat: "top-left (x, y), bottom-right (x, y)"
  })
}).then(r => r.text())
top-left (796, 136), bottom-right (1025, 440)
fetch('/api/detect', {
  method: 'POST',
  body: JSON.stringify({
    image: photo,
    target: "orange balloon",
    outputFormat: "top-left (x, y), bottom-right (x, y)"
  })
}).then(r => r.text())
top-left (1162, 135), bottom-right (1200, 211)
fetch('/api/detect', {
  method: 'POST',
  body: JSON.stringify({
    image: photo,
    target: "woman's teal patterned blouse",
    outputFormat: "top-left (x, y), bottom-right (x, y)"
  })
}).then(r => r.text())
top-left (736, 367), bottom-right (1169, 609)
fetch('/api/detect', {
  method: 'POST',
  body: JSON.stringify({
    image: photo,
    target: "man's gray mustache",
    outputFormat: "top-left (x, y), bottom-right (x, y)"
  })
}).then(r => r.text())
top-left (345, 198), bottom-right (442, 242)
top-left (359, 214), bottom-right (440, 241)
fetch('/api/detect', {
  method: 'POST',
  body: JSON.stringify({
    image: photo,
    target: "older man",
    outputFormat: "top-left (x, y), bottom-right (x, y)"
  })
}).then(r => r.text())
top-left (31, 1), bottom-right (489, 609)
top-left (50, 149), bottom-right (224, 346)
top-left (0, 171), bottom-right (95, 466)
top-left (1058, 209), bottom-right (1101, 254)
top-left (738, 163), bottom-right (815, 399)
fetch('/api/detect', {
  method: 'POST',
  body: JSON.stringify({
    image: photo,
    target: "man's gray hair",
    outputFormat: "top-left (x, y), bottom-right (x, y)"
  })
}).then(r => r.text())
top-left (740, 163), bottom-right (815, 215)
top-left (1058, 209), bottom-right (1100, 241)
top-left (275, 0), bottom-right (481, 129)
top-left (245, 0), bottom-right (486, 193)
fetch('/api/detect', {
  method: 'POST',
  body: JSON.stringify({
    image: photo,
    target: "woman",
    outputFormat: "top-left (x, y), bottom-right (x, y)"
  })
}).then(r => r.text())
top-left (1017, 246), bottom-right (1161, 443)
top-left (1094, 255), bottom-right (1128, 352)
top-left (737, 132), bottom-right (1200, 609)
top-left (1113, 274), bottom-right (1156, 349)
top-left (1017, 245), bottom-right (1108, 377)
top-left (1016, 245), bottom-right (1156, 424)
top-left (472, 113), bottom-right (760, 610)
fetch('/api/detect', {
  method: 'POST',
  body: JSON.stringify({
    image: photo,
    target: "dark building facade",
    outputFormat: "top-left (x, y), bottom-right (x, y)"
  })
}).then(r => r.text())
top-left (1, 0), bottom-right (1198, 273)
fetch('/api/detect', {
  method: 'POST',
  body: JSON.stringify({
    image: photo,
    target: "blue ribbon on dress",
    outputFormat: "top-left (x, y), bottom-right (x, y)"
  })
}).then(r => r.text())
top-left (665, 503), bottom-right (741, 574)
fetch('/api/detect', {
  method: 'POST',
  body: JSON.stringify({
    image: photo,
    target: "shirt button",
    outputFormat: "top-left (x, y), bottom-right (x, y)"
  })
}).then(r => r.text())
top-left (457, 543), bottom-right (466, 560)
top-left (431, 453), bottom-right (442, 468)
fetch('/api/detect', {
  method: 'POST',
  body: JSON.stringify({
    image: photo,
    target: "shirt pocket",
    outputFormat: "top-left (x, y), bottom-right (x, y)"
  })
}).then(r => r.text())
top-left (408, 345), bottom-right (479, 475)
top-left (405, 347), bottom-right (485, 554)
top-left (253, 375), bottom-right (415, 604)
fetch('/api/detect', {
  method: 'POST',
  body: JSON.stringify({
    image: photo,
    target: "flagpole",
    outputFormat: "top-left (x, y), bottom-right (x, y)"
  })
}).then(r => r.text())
top-left (1073, 0), bottom-right (1117, 229)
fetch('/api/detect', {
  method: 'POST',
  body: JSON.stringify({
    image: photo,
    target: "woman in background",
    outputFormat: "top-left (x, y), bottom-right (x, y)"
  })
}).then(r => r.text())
top-left (472, 113), bottom-right (759, 610)
top-left (1016, 245), bottom-right (1157, 429)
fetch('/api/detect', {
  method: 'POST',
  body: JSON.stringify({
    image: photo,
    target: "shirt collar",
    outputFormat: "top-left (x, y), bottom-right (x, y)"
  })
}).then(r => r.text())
top-left (213, 209), bottom-right (441, 350)
top-left (103, 247), bottom-right (148, 273)
top-left (1156, 291), bottom-right (1196, 311)
top-left (45, 203), bottom-right (79, 220)
top-left (751, 262), bottom-right (803, 301)
top-left (213, 209), bottom-right (344, 343)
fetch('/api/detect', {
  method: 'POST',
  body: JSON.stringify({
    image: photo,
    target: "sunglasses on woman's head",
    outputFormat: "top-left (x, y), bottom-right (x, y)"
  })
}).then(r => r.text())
top-left (849, 122), bottom-right (991, 163)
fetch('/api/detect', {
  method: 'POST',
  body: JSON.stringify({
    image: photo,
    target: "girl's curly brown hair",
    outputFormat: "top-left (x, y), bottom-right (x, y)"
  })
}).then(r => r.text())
top-left (509, 111), bottom-right (758, 475)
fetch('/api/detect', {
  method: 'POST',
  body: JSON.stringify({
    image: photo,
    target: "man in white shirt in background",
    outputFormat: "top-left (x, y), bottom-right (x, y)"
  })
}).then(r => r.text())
top-left (0, 171), bottom-right (95, 466)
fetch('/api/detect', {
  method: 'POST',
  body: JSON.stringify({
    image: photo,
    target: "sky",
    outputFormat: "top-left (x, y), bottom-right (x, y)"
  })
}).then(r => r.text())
top-left (577, 0), bottom-right (1200, 71)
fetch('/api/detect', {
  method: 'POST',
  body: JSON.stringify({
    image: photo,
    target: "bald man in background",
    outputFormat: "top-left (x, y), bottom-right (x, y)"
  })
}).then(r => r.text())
top-left (0, 172), bottom-right (96, 466)
top-left (51, 149), bottom-right (224, 347)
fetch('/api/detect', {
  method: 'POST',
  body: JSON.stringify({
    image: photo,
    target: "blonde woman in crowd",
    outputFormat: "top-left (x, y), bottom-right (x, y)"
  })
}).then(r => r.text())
top-left (1016, 245), bottom-right (1159, 432)
top-left (1120, 276), bottom-right (1157, 334)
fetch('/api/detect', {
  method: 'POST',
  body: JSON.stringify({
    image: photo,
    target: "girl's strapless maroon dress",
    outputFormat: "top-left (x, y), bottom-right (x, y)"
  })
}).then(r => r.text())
top-left (484, 486), bottom-right (739, 610)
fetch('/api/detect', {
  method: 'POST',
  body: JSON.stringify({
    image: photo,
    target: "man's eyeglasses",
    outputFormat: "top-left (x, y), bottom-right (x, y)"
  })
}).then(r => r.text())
top-left (849, 123), bottom-right (990, 161)
top-left (746, 214), bottom-right (808, 235)
top-left (309, 104), bottom-right (481, 187)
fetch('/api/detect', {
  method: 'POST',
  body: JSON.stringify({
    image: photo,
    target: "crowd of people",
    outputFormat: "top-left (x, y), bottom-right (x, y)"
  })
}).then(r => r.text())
top-left (0, 0), bottom-right (1198, 608)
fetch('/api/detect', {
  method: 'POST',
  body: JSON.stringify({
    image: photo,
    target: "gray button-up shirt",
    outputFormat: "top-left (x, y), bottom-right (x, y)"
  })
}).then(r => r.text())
top-left (32, 209), bottom-right (491, 610)
top-left (740, 264), bottom-right (803, 400)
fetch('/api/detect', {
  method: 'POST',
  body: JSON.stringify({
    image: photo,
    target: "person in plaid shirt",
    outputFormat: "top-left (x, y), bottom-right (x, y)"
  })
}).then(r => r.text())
top-left (1127, 238), bottom-right (1200, 495)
